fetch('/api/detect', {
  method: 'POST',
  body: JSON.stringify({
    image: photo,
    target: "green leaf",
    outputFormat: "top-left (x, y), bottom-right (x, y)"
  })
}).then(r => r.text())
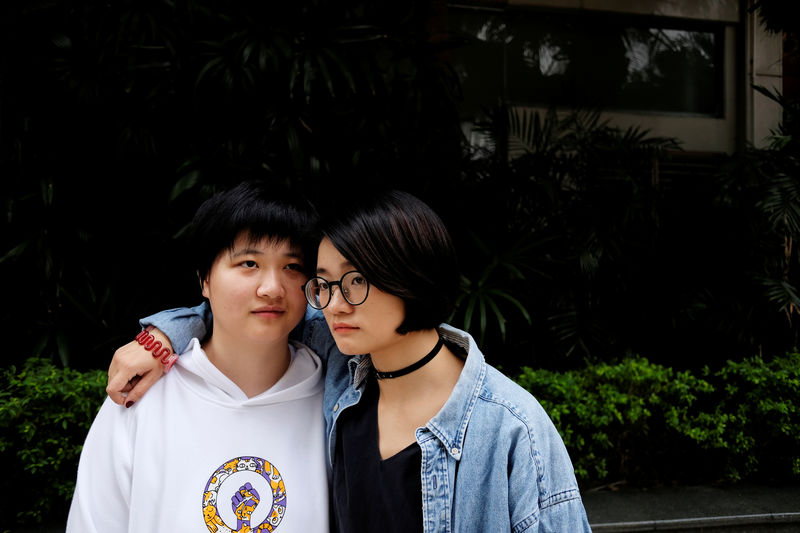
top-left (0, 242), bottom-right (28, 264)
top-left (170, 170), bottom-right (200, 202)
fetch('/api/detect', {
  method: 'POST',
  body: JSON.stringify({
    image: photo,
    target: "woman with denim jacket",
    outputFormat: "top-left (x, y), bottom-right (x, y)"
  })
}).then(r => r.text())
top-left (106, 190), bottom-right (591, 532)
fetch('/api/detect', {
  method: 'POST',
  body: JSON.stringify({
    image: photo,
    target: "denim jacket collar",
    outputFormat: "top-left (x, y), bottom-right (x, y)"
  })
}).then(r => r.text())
top-left (347, 324), bottom-right (486, 462)
top-left (348, 353), bottom-right (372, 390)
top-left (426, 324), bottom-right (485, 460)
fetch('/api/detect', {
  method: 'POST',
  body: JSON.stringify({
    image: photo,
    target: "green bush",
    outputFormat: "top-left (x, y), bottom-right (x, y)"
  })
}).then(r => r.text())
top-left (515, 357), bottom-right (720, 484)
top-left (0, 358), bottom-right (107, 526)
top-left (515, 352), bottom-right (800, 486)
top-left (713, 352), bottom-right (800, 481)
top-left (1, 352), bottom-right (798, 525)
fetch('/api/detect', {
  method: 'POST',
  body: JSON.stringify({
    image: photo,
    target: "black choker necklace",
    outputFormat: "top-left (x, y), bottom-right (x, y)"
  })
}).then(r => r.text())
top-left (374, 334), bottom-right (445, 380)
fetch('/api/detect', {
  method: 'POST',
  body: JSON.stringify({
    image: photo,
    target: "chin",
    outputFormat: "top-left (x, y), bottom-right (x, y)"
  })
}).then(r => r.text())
top-left (247, 328), bottom-right (292, 344)
top-left (331, 338), bottom-right (364, 356)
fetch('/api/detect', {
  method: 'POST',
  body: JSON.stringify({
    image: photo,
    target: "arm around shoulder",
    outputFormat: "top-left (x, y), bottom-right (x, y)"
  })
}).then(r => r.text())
top-left (106, 303), bottom-right (211, 405)
top-left (141, 302), bottom-right (212, 353)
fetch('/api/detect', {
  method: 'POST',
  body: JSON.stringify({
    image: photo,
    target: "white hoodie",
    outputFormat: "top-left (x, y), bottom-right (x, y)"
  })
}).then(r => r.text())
top-left (67, 339), bottom-right (329, 533)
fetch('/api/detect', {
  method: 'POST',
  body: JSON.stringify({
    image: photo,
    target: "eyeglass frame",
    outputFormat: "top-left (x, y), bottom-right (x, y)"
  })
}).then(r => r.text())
top-left (303, 270), bottom-right (371, 310)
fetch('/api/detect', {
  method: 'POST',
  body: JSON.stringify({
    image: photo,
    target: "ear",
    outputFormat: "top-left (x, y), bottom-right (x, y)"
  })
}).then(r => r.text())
top-left (198, 271), bottom-right (209, 298)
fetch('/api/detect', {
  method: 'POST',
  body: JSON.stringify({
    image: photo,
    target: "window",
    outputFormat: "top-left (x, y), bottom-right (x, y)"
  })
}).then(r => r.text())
top-left (449, 6), bottom-right (725, 117)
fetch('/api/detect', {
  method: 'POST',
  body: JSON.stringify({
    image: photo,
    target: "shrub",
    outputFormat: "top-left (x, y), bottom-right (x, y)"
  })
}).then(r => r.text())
top-left (713, 352), bottom-right (800, 481)
top-left (0, 358), bottom-right (107, 526)
top-left (514, 353), bottom-right (800, 486)
top-left (1, 351), bottom-right (798, 525)
top-left (515, 357), bottom-right (720, 484)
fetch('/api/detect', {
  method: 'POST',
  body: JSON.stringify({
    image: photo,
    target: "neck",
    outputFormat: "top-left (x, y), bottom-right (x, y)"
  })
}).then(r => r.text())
top-left (370, 328), bottom-right (464, 399)
top-left (203, 331), bottom-right (291, 398)
top-left (370, 329), bottom-right (440, 374)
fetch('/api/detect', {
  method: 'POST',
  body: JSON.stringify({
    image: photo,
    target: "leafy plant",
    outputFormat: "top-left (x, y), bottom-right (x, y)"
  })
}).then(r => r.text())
top-left (0, 358), bottom-right (107, 526)
top-left (715, 85), bottom-right (800, 354)
top-left (1, 1), bottom-right (465, 370)
top-left (516, 356), bottom-right (718, 484)
top-left (514, 352), bottom-right (800, 486)
top-left (457, 103), bottom-right (681, 367)
top-left (458, 83), bottom-right (800, 372)
top-left (713, 352), bottom-right (800, 480)
top-left (2, 350), bottom-right (798, 525)
top-left (450, 231), bottom-right (534, 345)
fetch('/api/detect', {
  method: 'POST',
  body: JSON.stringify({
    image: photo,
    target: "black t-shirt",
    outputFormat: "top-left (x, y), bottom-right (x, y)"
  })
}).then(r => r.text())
top-left (332, 377), bottom-right (424, 532)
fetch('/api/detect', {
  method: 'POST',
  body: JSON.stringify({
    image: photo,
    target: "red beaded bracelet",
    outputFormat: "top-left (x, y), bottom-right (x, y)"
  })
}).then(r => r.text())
top-left (135, 326), bottom-right (178, 372)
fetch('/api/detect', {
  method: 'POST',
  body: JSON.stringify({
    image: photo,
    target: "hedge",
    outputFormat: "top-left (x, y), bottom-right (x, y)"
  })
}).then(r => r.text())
top-left (0, 358), bottom-right (107, 526)
top-left (515, 352), bottom-right (800, 486)
top-left (1, 352), bottom-right (798, 526)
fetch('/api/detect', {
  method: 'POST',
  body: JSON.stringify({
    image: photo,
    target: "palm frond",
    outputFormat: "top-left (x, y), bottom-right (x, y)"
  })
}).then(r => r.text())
top-left (757, 172), bottom-right (800, 235)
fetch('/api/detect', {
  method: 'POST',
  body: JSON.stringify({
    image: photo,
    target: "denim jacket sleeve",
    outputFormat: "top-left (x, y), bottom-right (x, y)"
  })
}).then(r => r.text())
top-left (140, 302), bottom-right (211, 355)
top-left (507, 400), bottom-right (592, 532)
top-left (432, 325), bottom-right (591, 532)
top-left (299, 307), bottom-right (339, 365)
top-left (140, 303), bottom-right (326, 358)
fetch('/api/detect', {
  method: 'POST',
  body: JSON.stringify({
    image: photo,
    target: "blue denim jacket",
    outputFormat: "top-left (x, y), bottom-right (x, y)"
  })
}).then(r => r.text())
top-left (145, 304), bottom-right (591, 532)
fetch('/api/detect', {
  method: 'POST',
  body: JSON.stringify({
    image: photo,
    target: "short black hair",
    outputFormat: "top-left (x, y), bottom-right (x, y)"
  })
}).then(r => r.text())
top-left (322, 190), bottom-right (459, 334)
top-left (189, 180), bottom-right (319, 283)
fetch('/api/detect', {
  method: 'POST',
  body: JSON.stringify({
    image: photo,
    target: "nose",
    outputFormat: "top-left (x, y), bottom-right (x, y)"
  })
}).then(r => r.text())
top-left (256, 269), bottom-right (285, 298)
top-left (327, 285), bottom-right (353, 313)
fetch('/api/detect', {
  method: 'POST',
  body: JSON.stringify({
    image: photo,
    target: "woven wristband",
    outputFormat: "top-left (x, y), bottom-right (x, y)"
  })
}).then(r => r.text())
top-left (135, 325), bottom-right (178, 372)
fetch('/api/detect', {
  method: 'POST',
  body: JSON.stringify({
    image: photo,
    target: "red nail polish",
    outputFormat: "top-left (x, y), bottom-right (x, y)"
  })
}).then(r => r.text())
top-left (125, 401), bottom-right (134, 408)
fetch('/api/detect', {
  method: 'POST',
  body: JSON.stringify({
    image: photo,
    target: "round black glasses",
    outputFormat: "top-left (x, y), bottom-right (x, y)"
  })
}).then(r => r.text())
top-left (303, 271), bottom-right (370, 310)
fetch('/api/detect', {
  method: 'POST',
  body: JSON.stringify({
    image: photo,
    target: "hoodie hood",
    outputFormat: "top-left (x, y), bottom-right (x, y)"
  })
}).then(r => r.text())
top-left (173, 338), bottom-right (324, 407)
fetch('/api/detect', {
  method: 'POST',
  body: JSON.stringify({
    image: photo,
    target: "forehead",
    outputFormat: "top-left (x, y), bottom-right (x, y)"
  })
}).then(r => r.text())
top-left (316, 238), bottom-right (351, 274)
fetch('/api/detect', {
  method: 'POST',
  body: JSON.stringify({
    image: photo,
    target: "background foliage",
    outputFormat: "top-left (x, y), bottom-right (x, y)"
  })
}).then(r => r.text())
top-left (516, 352), bottom-right (800, 486)
top-left (2, 0), bottom-right (799, 373)
top-left (1, 0), bottom-right (464, 371)
top-left (0, 359), bottom-right (106, 526)
top-left (1, 353), bottom-right (797, 527)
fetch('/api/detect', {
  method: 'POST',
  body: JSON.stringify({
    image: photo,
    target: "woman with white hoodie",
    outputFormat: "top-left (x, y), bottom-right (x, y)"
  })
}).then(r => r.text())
top-left (67, 181), bottom-right (329, 532)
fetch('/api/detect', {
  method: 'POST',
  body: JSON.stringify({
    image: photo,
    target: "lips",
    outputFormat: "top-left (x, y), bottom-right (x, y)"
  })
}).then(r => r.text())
top-left (252, 306), bottom-right (285, 317)
top-left (332, 322), bottom-right (359, 332)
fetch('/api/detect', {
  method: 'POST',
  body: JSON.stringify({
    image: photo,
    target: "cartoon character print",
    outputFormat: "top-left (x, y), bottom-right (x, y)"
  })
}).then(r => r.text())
top-left (203, 456), bottom-right (286, 533)
top-left (238, 458), bottom-right (258, 472)
top-left (203, 501), bottom-right (225, 533)
top-left (265, 463), bottom-right (287, 527)
top-left (224, 458), bottom-right (240, 473)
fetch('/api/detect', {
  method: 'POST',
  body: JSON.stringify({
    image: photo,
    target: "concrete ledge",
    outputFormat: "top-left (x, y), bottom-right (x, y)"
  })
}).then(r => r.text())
top-left (591, 512), bottom-right (800, 533)
top-left (583, 483), bottom-right (800, 532)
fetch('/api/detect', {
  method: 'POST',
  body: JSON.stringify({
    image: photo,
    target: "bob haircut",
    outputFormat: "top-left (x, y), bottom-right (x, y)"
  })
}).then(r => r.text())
top-left (322, 190), bottom-right (459, 334)
top-left (188, 180), bottom-right (319, 284)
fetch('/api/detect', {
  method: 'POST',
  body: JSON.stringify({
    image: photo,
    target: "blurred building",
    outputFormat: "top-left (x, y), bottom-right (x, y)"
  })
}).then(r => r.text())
top-left (448, 0), bottom-right (791, 154)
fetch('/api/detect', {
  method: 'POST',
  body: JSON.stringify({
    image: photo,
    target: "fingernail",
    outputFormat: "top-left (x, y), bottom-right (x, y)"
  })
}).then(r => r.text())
top-left (125, 401), bottom-right (134, 408)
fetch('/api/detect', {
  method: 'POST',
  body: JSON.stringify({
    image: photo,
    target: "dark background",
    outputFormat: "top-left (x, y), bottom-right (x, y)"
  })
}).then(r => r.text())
top-left (2, 0), bottom-right (799, 375)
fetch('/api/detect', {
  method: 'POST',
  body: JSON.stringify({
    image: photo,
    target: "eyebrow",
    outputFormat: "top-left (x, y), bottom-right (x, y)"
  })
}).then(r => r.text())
top-left (231, 248), bottom-right (303, 260)
top-left (316, 262), bottom-right (353, 275)
top-left (231, 248), bottom-right (263, 257)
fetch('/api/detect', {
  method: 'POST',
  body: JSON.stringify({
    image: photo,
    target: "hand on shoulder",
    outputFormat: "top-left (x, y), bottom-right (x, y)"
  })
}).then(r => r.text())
top-left (106, 328), bottom-right (173, 407)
